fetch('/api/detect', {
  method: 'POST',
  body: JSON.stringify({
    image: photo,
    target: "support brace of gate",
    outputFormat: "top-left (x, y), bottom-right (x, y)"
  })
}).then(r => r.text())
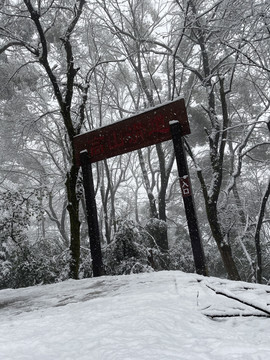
top-left (170, 121), bottom-right (208, 276)
top-left (80, 150), bottom-right (104, 277)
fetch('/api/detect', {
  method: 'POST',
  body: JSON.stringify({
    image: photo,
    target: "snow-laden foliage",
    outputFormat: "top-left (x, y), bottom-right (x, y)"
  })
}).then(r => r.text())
top-left (103, 220), bottom-right (156, 275)
top-left (103, 219), bottom-right (194, 276)
top-left (0, 190), bottom-right (70, 288)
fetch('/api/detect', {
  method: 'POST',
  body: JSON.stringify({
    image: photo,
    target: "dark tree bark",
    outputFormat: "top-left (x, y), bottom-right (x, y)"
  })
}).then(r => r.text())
top-left (184, 1), bottom-right (241, 280)
top-left (255, 178), bottom-right (270, 283)
top-left (23, 0), bottom-right (87, 279)
top-left (206, 202), bottom-right (241, 280)
top-left (137, 149), bottom-right (158, 219)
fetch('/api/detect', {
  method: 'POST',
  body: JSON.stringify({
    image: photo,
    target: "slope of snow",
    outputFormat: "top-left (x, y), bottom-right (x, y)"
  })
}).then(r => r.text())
top-left (1, 271), bottom-right (270, 359)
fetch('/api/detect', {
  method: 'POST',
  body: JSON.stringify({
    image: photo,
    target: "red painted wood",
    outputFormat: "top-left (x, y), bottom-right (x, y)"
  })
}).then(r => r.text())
top-left (74, 98), bottom-right (190, 165)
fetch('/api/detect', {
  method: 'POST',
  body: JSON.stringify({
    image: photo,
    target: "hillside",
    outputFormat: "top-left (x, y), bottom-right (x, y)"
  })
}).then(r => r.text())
top-left (1, 271), bottom-right (270, 359)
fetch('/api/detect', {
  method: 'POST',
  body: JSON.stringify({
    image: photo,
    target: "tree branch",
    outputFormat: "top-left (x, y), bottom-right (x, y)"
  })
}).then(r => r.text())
top-left (206, 283), bottom-right (270, 316)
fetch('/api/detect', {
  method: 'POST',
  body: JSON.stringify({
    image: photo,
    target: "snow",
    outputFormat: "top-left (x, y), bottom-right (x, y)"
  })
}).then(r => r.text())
top-left (1, 271), bottom-right (270, 359)
top-left (169, 120), bottom-right (179, 125)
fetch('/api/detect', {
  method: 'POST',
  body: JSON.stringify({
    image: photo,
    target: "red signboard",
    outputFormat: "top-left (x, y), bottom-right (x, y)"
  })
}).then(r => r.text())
top-left (74, 98), bottom-right (190, 166)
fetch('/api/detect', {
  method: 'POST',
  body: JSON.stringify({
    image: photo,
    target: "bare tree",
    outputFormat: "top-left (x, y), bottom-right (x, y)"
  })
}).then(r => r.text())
top-left (0, 0), bottom-right (91, 278)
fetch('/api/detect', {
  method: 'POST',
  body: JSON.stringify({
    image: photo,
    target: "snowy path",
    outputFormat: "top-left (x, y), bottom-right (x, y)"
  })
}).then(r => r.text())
top-left (0, 271), bottom-right (270, 359)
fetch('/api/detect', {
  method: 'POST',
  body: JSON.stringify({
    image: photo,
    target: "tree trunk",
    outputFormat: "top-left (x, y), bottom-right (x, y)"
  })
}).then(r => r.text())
top-left (255, 178), bottom-right (270, 283)
top-left (65, 165), bottom-right (81, 279)
top-left (206, 201), bottom-right (241, 280)
top-left (99, 162), bottom-right (111, 244)
top-left (137, 149), bottom-right (158, 219)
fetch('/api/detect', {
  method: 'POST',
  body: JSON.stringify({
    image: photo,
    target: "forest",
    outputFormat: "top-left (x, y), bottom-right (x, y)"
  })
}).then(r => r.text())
top-left (0, 0), bottom-right (269, 289)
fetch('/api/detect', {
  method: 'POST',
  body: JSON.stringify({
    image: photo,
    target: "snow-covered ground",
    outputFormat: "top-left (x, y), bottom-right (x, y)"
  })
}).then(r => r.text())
top-left (1, 270), bottom-right (270, 359)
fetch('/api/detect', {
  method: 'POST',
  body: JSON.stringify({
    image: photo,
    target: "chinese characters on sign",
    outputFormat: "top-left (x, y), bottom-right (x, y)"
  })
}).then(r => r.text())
top-left (73, 98), bottom-right (190, 166)
top-left (180, 176), bottom-right (191, 197)
top-left (83, 114), bottom-right (168, 160)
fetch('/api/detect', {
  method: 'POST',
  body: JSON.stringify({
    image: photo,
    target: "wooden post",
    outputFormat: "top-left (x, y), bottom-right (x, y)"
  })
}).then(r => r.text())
top-left (170, 121), bottom-right (207, 276)
top-left (80, 150), bottom-right (104, 277)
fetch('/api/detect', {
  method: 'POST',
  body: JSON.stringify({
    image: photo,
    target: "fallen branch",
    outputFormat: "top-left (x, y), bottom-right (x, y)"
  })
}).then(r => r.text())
top-left (205, 283), bottom-right (270, 316)
top-left (204, 312), bottom-right (269, 319)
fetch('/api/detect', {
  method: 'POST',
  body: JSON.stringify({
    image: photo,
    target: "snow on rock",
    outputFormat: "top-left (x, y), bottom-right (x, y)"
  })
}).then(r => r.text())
top-left (0, 271), bottom-right (270, 359)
